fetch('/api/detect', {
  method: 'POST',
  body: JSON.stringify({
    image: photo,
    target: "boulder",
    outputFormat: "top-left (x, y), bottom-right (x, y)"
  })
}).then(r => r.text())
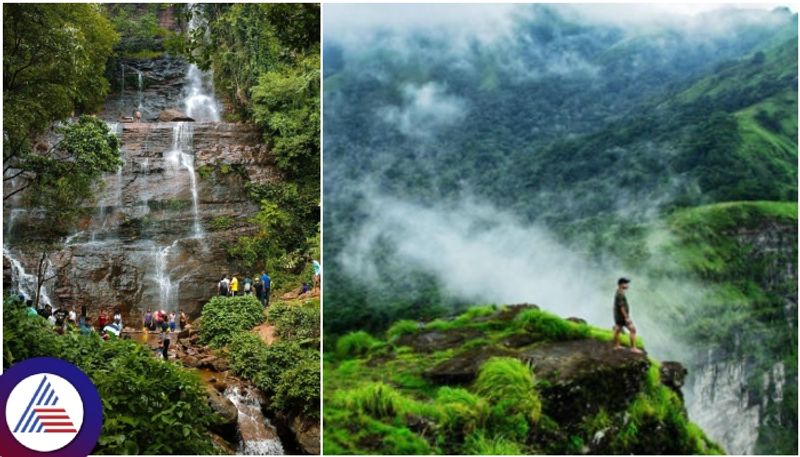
top-left (211, 358), bottom-right (230, 372)
top-left (659, 361), bottom-right (688, 395)
top-left (425, 346), bottom-right (518, 384)
top-left (181, 355), bottom-right (200, 368)
top-left (519, 339), bottom-right (649, 424)
top-left (206, 386), bottom-right (238, 443)
top-left (395, 328), bottom-right (484, 353)
top-left (156, 109), bottom-right (195, 122)
top-left (291, 415), bottom-right (320, 455)
top-left (566, 317), bottom-right (587, 325)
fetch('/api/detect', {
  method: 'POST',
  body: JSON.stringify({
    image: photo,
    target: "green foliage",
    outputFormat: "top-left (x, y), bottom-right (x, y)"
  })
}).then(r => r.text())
top-left (210, 216), bottom-right (234, 231)
top-left (228, 335), bottom-right (319, 418)
top-left (105, 4), bottom-right (184, 58)
top-left (463, 431), bottom-right (524, 455)
top-left (267, 299), bottom-right (320, 340)
top-left (4, 4), bottom-right (118, 147)
top-left (515, 308), bottom-right (591, 341)
top-left (474, 357), bottom-right (542, 426)
top-left (335, 331), bottom-right (382, 359)
top-left (386, 319), bottom-right (420, 340)
top-left (273, 356), bottom-right (320, 417)
top-left (3, 298), bottom-right (220, 454)
top-left (188, 4), bottom-right (320, 295)
top-left (199, 295), bottom-right (264, 348)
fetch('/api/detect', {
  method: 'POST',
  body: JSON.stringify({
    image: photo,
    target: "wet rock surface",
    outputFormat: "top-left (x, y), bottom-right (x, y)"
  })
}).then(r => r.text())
top-left (4, 121), bottom-right (281, 323)
top-left (396, 328), bottom-right (484, 353)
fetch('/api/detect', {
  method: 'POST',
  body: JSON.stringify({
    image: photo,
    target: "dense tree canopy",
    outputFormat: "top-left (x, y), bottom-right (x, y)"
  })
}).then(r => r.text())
top-left (3, 4), bottom-right (121, 228)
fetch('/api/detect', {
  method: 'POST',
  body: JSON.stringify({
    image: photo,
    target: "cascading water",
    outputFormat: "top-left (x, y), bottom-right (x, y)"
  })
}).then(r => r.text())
top-left (184, 4), bottom-right (221, 122)
top-left (4, 247), bottom-right (53, 306)
top-left (136, 70), bottom-right (144, 112)
top-left (224, 386), bottom-right (285, 455)
top-left (5, 208), bottom-right (26, 238)
top-left (164, 122), bottom-right (204, 239)
top-left (184, 65), bottom-right (221, 122)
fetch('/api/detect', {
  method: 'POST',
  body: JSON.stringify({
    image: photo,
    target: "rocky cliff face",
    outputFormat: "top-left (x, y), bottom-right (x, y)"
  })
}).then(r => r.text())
top-left (3, 56), bottom-right (279, 324)
top-left (684, 216), bottom-right (797, 454)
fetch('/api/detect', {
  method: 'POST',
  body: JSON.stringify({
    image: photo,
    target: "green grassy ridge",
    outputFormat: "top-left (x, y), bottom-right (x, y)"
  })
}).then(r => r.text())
top-left (324, 305), bottom-right (720, 454)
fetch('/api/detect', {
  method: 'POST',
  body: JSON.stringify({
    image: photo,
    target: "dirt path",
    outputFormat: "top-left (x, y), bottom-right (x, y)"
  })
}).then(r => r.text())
top-left (254, 323), bottom-right (277, 345)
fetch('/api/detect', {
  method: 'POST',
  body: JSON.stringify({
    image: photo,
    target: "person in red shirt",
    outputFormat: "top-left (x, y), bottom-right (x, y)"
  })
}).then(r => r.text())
top-left (97, 308), bottom-right (109, 330)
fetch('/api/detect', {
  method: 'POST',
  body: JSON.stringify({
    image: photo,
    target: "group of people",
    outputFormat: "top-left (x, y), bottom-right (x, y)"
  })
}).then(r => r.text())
top-left (23, 297), bottom-right (123, 340)
top-left (218, 271), bottom-right (272, 306)
top-left (143, 308), bottom-right (187, 333)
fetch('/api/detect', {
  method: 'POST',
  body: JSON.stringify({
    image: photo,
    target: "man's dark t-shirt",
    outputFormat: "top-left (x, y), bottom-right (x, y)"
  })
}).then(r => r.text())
top-left (614, 291), bottom-right (629, 326)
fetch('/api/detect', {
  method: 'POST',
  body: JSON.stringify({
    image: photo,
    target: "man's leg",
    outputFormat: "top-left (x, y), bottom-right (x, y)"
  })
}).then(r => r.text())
top-left (612, 325), bottom-right (622, 349)
top-left (628, 324), bottom-right (643, 353)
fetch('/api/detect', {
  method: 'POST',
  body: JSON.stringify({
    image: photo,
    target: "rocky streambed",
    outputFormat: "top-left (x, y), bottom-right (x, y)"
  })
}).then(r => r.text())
top-left (127, 324), bottom-right (318, 455)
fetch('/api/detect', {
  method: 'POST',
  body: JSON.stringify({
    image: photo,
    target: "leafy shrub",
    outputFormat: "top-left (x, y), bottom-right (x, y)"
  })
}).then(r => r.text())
top-left (386, 319), bottom-right (420, 340)
top-left (274, 355), bottom-right (320, 416)
top-left (227, 332), bottom-right (268, 381)
top-left (3, 300), bottom-right (220, 454)
top-left (463, 431), bottom-right (524, 455)
top-left (335, 331), bottom-right (381, 359)
top-left (474, 357), bottom-right (541, 425)
top-left (268, 300), bottom-right (320, 340)
top-left (336, 382), bottom-right (407, 418)
top-left (199, 295), bottom-right (264, 348)
top-left (210, 216), bottom-right (234, 231)
top-left (436, 387), bottom-right (488, 437)
top-left (515, 308), bottom-right (591, 341)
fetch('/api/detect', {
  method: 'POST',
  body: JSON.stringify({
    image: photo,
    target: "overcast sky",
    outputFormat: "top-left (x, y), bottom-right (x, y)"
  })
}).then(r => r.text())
top-left (324, 3), bottom-right (794, 41)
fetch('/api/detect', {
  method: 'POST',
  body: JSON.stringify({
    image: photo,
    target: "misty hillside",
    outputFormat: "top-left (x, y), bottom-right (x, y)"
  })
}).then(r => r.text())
top-left (323, 4), bottom-right (797, 455)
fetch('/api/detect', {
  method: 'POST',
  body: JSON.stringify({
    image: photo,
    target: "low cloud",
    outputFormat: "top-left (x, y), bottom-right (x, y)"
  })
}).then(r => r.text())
top-left (378, 83), bottom-right (467, 139)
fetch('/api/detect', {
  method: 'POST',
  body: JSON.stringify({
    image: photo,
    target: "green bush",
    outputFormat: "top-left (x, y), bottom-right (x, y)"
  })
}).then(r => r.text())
top-left (274, 355), bottom-right (320, 417)
top-left (515, 308), bottom-right (591, 341)
top-left (227, 332), bottom-right (268, 381)
top-left (436, 387), bottom-right (489, 437)
top-left (210, 216), bottom-right (234, 231)
top-left (335, 331), bottom-right (381, 359)
top-left (386, 319), bottom-right (420, 340)
top-left (463, 431), bottom-right (524, 455)
top-left (199, 295), bottom-right (264, 348)
top-left (268, 300), bottom-right (320, 340)
top-left (3, 299), bottom-right (220, 454)
top-left (474, 357), bottom-right (542, 425)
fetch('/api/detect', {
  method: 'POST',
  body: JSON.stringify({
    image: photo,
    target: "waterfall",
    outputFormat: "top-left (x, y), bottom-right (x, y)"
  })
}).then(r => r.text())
top-left (153, 240), bottom-right (180, 313)
top-left (137, 70), bottom-right (144, 112)
top-left (184, 4), bottom-right (221, 122)
top-left (5, 208), bottom-right (26, 238)
top-left (184, 65), bottom-right (221, 122)
top-left (165, 122), bottom-right (205, 239)
top-left (224, 386), bottom-right (285, 455)
top-left (4, 247), bottom-right (53, 307)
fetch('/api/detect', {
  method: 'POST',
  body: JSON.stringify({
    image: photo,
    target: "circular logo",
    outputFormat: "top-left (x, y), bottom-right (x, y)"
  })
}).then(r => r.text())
top-left (0, 358), bottom-right (102, 457)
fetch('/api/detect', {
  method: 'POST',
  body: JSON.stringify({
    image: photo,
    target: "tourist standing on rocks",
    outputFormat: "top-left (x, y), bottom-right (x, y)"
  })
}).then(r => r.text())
top-left (97, 308), bottom-right (108, 330)
top-left (143, 309), bottom-right (153, 330)
top-left (113, 308), bottom-right (122, 328)
top-left (218, 275), bottom-right (229, 296)
top-left (613, 277), bottom-right (642, 354)
top-left (230, 275), bottom-right (239, 296)
top-left (25, 300), bottom-right (38, 317)
top-left (262, 271), bottom-right (271, 307)
top-left (243, 276), bottom-right (253, 295)
top-left (254, 279), bottom-right (264, 305)
top-left (179, 309), bottom-right (187, 330)
top-left (168, 312), bottom-right (176, 332)
top-left (162, 335), bottom-right (171, 360)
top-left (68, 306), bottom-right (77, 325)
top-left (312, 259), bottom-right (321, 294)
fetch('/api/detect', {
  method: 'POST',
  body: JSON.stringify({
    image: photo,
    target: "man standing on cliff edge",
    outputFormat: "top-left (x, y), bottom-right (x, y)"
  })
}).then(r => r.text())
top-left (613, 277), bottom-right (643, 353)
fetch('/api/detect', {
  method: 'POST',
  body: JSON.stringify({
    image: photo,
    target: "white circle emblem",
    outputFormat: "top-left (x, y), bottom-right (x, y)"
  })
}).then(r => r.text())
top-left (5, 373), bottom-right (85, 452)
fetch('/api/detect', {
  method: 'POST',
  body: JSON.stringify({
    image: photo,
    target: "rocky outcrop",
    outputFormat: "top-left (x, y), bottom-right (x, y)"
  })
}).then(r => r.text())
top-left (157, 109), bottom-right (194, 122)
top-left (291, 416), bottom-right (321, 455)
top-left (3, 121), bottom-right (280, 323)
